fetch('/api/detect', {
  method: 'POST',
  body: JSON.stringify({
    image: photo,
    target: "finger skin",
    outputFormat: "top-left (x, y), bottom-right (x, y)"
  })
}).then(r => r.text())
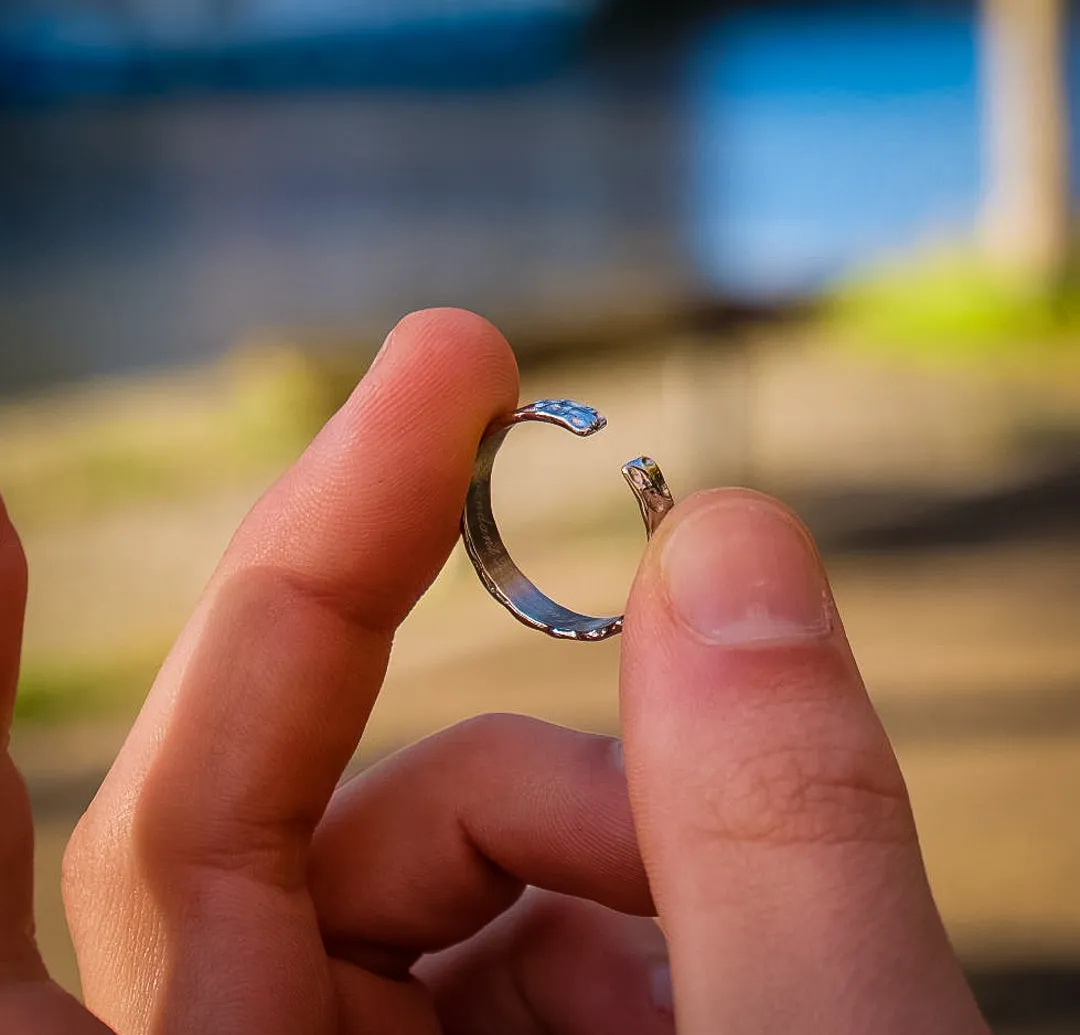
top-left (0, 495), bottom-right (27, 730)
top-left (620, 489), bottom-right (990, 1035)
top-left (0, 981), bottom-right (116, 1035)
top-left (64, 310), bottom-right (520, 1035)
top-left (309, 714), bottom-right (652, 972)
top-left (0, 500), bottom-right (113, 1033)
top-left (0, 497), bottom-right (36, 979)
top-left (416, 888), bottom-right (673, 1035)
top-left (327, 961), bottom-right (440, 1035)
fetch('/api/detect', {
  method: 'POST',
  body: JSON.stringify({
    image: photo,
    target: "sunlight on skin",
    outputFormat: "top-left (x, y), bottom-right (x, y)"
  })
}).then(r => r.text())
top-left (3, 311), bottom-right (993, 1034)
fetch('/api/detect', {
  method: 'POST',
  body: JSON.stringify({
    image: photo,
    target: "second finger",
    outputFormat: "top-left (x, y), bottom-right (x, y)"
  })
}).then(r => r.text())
top-left (417, 888), bottom-right (673, 1035)
top-left (309, 714), bottom-right (652, 969)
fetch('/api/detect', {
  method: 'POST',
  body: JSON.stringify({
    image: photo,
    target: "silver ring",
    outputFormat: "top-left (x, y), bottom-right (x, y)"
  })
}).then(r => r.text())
top-left (462, 399), bottom-right (676, 641)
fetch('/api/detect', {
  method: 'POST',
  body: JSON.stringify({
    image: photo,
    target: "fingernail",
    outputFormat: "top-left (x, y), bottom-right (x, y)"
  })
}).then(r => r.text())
top-left (661, 495), bottom-right (831, 646)
top-left (650, 961), bottom-right (674, 1016)
top-left (609, 737), bottom-right (624, 773)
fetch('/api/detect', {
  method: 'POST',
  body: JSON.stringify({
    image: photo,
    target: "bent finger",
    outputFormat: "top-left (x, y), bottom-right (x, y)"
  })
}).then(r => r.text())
top-left (620, 489), bottom-right (989, 1034)
top-left (309, 714), bottom-right (652, 971)
top-left (65, 309), bottom-right (519, 1033)
top-left (416, 888), bottom-right (672, 1035)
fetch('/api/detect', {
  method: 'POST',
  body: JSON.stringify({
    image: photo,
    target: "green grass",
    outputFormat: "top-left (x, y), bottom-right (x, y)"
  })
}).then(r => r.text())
top-left (14, 649), bottom-right (165, 725)
top-left (824, 249), bottom-right (1080, 364)
top-left (0, 344), bottom-right (367, 532)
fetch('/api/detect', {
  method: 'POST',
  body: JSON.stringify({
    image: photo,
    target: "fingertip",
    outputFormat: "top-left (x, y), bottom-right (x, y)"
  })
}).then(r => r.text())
top-left (623, 488), bottom-right (830, 692)
top-left (630, 487), bottom-right (820, 591)
top-left (620, 483), bottom-right (914, 850)
top-left (228, 307), bottom-right (520, 607)
top-left (380, 307), bottom-right (520, 419)
top-left (635, 487), bottom-right (832, 649)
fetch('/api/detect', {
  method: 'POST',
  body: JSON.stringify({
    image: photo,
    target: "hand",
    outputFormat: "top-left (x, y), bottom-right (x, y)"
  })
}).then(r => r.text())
top-left (1, 310), bottom-right (660, 1035)
top-left (0, 309), bottom-right (990, 1033)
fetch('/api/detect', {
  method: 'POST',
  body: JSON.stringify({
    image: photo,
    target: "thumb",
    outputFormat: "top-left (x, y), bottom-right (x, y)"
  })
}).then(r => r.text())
top-left (619, 488), bottom-right (989, 1035)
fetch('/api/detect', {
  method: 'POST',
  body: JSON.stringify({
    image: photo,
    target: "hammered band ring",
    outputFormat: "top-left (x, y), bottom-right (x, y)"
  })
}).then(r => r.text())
top-left (462, 399), bottom-right (675, 641)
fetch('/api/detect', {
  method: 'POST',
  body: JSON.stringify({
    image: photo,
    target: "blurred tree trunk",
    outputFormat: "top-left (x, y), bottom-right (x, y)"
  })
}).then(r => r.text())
top-left (980, 0), bottom-right (1071, 283)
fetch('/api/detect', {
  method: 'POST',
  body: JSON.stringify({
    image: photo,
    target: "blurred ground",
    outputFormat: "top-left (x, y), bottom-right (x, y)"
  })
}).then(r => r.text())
top-left (8, 325), bottom-right (1080, 1033)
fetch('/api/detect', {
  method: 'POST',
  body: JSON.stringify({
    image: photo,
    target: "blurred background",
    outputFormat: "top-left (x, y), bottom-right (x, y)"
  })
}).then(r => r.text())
top-left (2, 1), bottom-right (1079, 1029)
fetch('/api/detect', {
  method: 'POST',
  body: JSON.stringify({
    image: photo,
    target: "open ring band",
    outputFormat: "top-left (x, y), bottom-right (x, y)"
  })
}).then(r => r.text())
top-left (461, 399), bottom-right (676, 641)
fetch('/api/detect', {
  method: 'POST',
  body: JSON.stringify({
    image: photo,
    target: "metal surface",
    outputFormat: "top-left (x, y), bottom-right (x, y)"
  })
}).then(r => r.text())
top-left (462, 398), bottom-right (676, 641)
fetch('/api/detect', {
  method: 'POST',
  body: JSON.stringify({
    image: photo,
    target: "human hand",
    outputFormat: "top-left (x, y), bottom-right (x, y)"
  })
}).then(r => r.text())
top-left (1, 310), bottom-right (661, 1035)
top-left (0, 309), bottom-right (991, 1033)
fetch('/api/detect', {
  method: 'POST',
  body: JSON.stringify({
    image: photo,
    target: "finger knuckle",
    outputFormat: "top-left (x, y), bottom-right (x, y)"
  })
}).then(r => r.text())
top-left (513, 886), bottom-right (597, 943)
top-left (444, 712), bottom-right (545, 753)
top-left (62, 808), bottom-right (118, 917)
top-left (689, 731), bottom-right (915, 849)
top-left (67, 783), bottom-right (297, 911)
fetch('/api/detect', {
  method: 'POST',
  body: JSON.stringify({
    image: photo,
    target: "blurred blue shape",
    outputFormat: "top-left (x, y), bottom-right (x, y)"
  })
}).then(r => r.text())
top-left (3, 2), bottom-right (1078, 396)
top-left (686, 7), bottom-right (987, 299)
top-left (0, 1), bottom-right (598, 99)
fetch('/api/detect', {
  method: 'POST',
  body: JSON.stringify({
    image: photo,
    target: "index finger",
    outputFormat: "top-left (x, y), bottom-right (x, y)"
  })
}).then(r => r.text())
top-left (66, 309), bottom-right (519, 1033)
top-left (74, 306), bottom-right (518, 877)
